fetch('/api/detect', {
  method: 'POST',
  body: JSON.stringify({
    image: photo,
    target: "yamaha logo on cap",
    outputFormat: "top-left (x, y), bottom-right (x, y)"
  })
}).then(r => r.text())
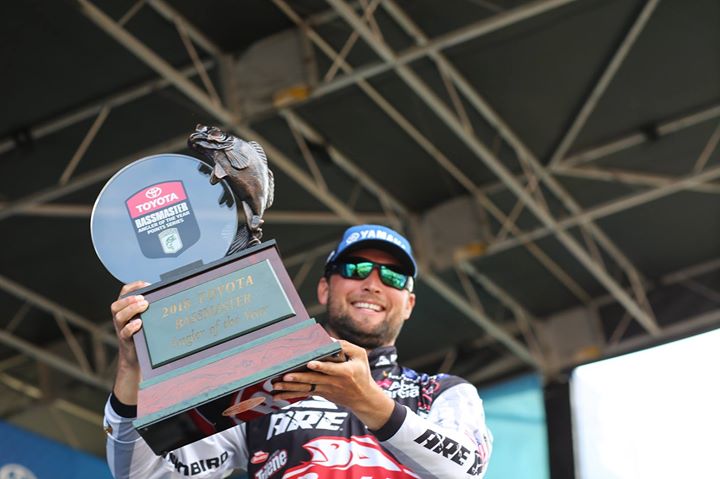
top-left (345, 232), bottom-right (361, 244)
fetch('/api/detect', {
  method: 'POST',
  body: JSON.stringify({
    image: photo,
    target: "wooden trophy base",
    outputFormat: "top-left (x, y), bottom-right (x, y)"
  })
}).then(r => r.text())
top-left (129, 241), bottom-right (340, 455)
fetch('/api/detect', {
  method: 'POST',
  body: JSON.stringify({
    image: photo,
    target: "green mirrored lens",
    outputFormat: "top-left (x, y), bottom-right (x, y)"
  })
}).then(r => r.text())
top-left (354, 262), bottom-right (375, 278)
top-left (340, 262), bottom-right (372, 279)
top-left (379, 266), bottom-right (408, 289)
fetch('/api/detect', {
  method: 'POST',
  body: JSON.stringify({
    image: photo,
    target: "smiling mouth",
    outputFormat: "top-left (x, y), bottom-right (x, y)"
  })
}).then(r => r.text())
top-left (352, 301), bottom-right (384, 312)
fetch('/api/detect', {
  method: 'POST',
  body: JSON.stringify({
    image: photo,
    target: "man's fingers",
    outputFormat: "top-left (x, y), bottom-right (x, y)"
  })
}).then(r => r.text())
top-left (336, 340), bottom-right (367, 360)
top-left (306, 359), bottom-right (346, 376)
top-left (120, 318), bottom-right (143, 341)
top-left (112, 296), bottom-right (148, 333)
top-left (118, 281), bottom-right (150, 299)
top-left (111, 294), bottom-right (146, 316)
top-left (273, 380), bottom-right (318, 393)
top-left (279, 371), bottom-right (326, 385)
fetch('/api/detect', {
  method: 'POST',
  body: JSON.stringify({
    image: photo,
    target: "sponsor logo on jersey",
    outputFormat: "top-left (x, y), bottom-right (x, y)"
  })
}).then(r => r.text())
top-left (266, 409), bottom-right (348, 439)
top-left (254, 450), bottom-right (287, 479)
top-left (285, 397), bottom-right (338, 409)
top-left (164, 451), bottom-right (229, 476)
top-left (466, 450), bottom-right (486, 476)
top-left (374, 353), bottom-right (396, 367)
top-left (251, 451), bottom-right (269, 465)
top-left (282, 435), bottom-right (419, 479)
top-left (376, 372), bottom-right (421, 400)
top-left (414, 428), bottom-right (485, 475)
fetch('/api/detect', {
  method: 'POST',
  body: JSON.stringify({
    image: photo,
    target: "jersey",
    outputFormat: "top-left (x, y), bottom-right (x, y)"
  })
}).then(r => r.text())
top-left (104, 346), bottom-right (492, 479)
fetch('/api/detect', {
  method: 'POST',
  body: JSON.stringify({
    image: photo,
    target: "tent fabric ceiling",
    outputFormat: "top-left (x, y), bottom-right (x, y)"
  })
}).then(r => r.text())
top-left (0, 0), bottom-right (718, 458)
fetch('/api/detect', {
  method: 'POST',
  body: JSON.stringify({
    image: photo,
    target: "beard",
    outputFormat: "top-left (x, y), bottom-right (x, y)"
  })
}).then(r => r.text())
top-left (324, 293), bottom-right (404, 349)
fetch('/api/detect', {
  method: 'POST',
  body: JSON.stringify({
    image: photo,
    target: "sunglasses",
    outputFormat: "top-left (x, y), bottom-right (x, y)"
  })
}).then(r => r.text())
top-left (326, 260), bottom-right (414, 291)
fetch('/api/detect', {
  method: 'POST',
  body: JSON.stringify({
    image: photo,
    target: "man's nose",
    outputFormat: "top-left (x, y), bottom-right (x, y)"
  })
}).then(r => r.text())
top-left (361, 268), bottom-right (383, 292)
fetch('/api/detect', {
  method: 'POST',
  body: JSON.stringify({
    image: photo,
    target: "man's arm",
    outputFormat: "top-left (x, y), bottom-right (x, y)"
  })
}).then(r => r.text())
top-left (105, 282), bottom-right (248, 478)
top-left (372, 383), bottom-right (492, 478)
top-left (105, 396), bottom-right (248, 479)
top-left (272, 340), bottom-right (492, 478)
top-left (110, 281), bottom-right (149, 406)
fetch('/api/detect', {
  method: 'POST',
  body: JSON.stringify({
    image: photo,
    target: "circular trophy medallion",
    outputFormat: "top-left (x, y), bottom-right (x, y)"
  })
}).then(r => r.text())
top-left (91, 154), bottom-right (238, 284)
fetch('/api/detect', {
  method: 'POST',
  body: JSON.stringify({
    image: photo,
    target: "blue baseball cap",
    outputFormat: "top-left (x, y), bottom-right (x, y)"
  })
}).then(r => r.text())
top-left (325, 224), bottom-right (418, 278)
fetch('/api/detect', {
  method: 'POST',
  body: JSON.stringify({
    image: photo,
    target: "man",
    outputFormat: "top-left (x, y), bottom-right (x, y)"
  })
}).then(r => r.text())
top-left (105, 224), bottom-right (492, 478)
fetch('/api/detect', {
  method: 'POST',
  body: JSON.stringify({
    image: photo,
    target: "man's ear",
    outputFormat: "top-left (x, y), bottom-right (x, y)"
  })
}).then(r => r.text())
top-left (317, 276), bottom-right (329, 305)
top-left (403, 292), bottom-right (416, 321)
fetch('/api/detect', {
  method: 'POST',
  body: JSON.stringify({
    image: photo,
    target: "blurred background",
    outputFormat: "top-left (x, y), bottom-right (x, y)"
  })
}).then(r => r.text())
top-left (0, 0), bottom-right (718, 477)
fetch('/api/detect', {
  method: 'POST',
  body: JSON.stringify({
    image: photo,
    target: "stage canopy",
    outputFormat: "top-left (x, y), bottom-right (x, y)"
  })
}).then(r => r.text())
top-left (0, 0), bottom-right (718, 456)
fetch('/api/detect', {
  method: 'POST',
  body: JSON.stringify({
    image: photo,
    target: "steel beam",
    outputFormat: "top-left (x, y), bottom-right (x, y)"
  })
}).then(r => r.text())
top-left (283, 112), bottom-right (538, 366)
top-left (59, 106), bottom-right (110, 185)
top-left (0, 372), bottom-right (104, 426)
top-left (553, 166), bottom-right (720, 194)
top-left (547, 0), bottom-right (660, 167)
top-left (476, 103), bottom-right (720, 195)
top-left (1, 202), bottom-right (389, 224)
top-left (0, 330), bottom-right (112, 391)
top-left (0, 61), bottom-right (213, 156)
top-left (488, 165), bottom-right (720, 255)
top-left (421, 273), bottom-right (537, 365)
top-left (309, 0), bottom-right (581, 100)
top-left (693, 122), bottom-right (720, 173)
top-left (146, 0), bottom-right (223, 57)
top-left (0, 135), bottom-right (188, 222)
top-left (460, 262), bottom-right (546, 365)
top-left (559, 103), bottom-right (720, 168)
top-left (0, 274), bottom-right (117, 347)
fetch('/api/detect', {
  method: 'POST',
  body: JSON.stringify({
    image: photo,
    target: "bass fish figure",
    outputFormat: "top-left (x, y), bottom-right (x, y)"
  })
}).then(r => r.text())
top-left (188, 125), bottom-right (274, 251)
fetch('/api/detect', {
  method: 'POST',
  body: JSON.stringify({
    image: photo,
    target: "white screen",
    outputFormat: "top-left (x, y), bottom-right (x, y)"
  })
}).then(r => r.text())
top-left (570, 328), bottom-right (720, 479)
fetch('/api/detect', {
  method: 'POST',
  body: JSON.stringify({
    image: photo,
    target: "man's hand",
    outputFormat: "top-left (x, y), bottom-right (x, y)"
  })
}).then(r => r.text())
top-left (110, 281), bottom-right (149, 405)
top-left (272, 340), bottom-right (396, 430)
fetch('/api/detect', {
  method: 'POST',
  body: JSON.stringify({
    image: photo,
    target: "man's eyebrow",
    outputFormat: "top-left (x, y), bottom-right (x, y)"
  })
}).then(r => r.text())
top-left (342, 256), bottom-right (371, 262)
top-left (343, 256), bottom-right (408, 273)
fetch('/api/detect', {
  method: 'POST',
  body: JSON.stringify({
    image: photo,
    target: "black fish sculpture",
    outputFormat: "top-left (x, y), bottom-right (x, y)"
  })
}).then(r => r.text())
top-left (188, 125), bottom-right (274, 252)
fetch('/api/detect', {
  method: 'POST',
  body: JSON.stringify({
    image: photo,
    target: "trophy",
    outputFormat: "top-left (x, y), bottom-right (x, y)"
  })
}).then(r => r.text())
top-left (91, 125), bottom-right (342, 455)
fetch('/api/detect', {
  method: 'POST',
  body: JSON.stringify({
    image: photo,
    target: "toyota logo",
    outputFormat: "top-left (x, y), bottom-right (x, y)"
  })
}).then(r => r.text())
top-left (145, 186), bottom-right (162, 199)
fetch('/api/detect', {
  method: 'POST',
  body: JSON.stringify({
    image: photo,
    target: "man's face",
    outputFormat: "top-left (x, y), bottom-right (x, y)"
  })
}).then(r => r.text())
top-left (317, 248), bottom-right (416, 349)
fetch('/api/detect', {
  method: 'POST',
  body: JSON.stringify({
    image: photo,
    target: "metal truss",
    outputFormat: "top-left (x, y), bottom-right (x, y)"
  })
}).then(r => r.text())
top-left (0, 275), bottom-right (115, 391)
top-left (2, 0), bottom-right (717, 395)
top-left (410, 255), bottom-right (720, 382)
top-left (546, 0), bottom-right (661, 167)
top-left (282, 110), bottom-right (539, 366)
top-left (274, 0), bottom-right (593, 304)
top-left (69, 0), bottom-right (550, 366)
top-left (325, 0), bottom-right (662, 335)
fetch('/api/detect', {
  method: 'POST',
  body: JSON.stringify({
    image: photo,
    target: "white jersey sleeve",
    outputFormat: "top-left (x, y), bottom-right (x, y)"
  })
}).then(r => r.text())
top-left (104, 397), bottom-right (249, 479)
top-left (374, 383), bottom-right (493, 478)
